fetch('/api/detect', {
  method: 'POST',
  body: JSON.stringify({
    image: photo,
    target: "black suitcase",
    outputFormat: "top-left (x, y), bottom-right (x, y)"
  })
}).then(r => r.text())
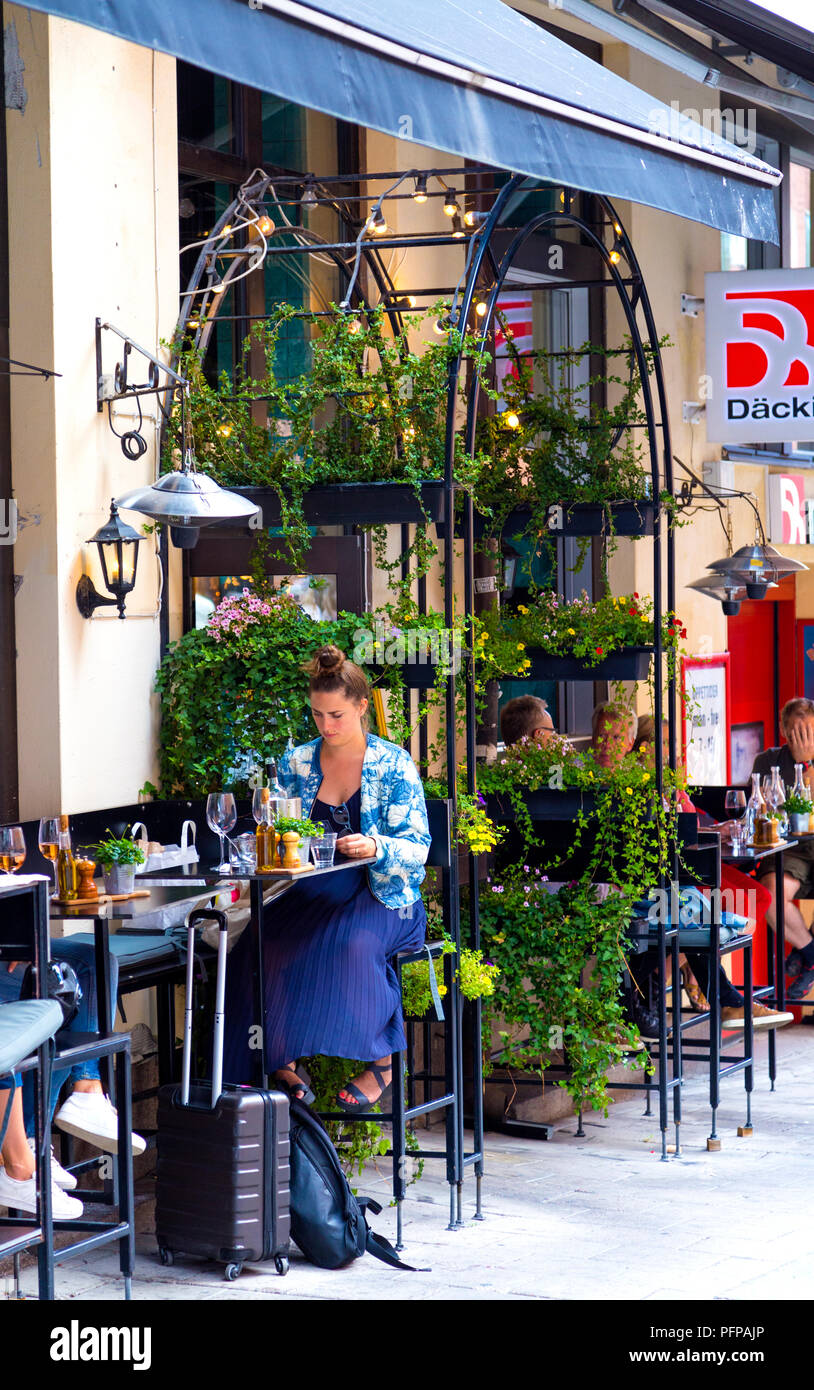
top-left (156, 907), bottom-right (291, 1280)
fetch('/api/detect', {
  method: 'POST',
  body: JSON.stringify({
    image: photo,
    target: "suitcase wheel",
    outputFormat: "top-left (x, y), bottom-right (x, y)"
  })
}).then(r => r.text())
top-left (158, 1247), bottom-right (174, 1267)
top-left (224, 1263), bottom-right (243, 1281)
top-left (275, 1255), bottom-right (289, 1277)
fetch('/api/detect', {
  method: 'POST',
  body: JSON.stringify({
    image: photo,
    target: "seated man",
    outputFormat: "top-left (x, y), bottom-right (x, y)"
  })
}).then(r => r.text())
top-left (591, 700), bottom-right (638, 770)
top-left (500, 694), bottom-right (555, 748)
top-left (751, 697), bottom-right (814, 1000)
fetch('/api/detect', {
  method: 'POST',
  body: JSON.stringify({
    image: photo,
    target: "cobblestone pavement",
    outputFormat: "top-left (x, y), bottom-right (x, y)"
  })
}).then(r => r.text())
top-left (5, 1024), bottom-right (814, 1301)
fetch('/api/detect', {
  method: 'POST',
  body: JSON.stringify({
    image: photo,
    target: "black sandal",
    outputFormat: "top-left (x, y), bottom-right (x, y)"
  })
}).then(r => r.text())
top-left (272, 1066), bottom-right (314, 1106)
top-left (336, 1062), bottom-right (392, 1114)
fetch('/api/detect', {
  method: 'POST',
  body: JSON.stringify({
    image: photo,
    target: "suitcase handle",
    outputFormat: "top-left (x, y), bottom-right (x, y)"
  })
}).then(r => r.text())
top-left (181, 907), bottom-right (229, 1109)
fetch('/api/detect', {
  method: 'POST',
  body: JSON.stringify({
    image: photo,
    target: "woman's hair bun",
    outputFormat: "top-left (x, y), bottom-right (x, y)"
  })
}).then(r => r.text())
top-left (310, 644), bottom-right (345, 678)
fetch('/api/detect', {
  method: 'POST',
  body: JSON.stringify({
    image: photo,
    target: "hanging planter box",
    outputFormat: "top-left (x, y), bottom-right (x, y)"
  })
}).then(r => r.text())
top-left (545, 500), bottom-right (654, 537)
top-left (484, 788), bottom-right (598, 822)
top-left (368, 660), bottom-right (455, 689)
top-left (440, 499), bottom-right (654, 541)
top-left (521, 646), bottom-right (653, 681)
top-left (229, 480), bottom-right (447, 529)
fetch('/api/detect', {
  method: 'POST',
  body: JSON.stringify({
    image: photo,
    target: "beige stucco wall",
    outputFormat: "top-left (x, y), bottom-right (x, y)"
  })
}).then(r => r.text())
top-left (5, 7), bottom-right (179, 817)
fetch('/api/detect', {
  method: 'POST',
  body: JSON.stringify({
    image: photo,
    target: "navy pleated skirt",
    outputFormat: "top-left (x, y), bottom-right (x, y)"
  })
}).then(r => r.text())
top-left (222, 790), bottom-right (426, 1081)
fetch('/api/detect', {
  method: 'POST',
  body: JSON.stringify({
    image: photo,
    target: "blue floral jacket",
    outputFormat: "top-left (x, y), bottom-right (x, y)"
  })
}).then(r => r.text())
top-left (277, 734), bottom-right (431, 910)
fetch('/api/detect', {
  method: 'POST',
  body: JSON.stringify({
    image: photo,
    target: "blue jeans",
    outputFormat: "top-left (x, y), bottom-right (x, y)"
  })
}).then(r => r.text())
top-left (0, 939), bottom-right (119, 1136)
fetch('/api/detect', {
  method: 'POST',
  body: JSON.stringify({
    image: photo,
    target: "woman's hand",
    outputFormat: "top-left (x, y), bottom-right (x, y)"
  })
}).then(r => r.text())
top-left (337, 834), bottom-right (377, 860)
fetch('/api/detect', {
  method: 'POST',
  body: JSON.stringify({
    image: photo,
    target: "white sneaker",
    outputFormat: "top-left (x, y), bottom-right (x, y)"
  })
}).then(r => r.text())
top-left (54, 1091), bottom-right (146, 1157)
top-left (27, 1140), bottom-right (77, 1190)
top-left (0, 1166), bottom-right (83, 1219)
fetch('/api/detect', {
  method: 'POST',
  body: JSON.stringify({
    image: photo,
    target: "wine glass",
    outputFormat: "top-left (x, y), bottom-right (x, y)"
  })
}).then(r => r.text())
top-left (724, 790), bottom-right (746, 821)
top-left (0, 825), bottom-right (27, 874)
top-left (252, 787), bottom-right (270, 824)
top-left (38, 816), bottom-right (60, 897)
top-left (206, 792), bottom-right (237, 872)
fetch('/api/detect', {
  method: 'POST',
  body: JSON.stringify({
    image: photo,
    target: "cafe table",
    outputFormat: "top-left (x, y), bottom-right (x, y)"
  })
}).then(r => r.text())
top-left (720, 835), bottom-right (797, 1090)
top-left (136, 853), bottom-right (377, 1087)
top-left (49, 884), bottom-right (214, 1088)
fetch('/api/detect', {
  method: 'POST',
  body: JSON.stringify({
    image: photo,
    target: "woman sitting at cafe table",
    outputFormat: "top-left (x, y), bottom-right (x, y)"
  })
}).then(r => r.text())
top-left (223, 644), bottom-right (430, 1111)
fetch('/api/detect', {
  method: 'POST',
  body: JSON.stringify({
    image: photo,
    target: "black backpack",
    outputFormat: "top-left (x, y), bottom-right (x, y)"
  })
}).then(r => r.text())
top-left (287, 1098), bottom-right (427, 1272)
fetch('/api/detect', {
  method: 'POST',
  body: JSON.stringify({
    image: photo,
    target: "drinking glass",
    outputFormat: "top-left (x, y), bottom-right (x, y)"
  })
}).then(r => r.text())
top-left (206, 792), bottom-right (237, 872)
top-left (724, 790), bottom-right (746, 821)
top-left (38, 816), bottom-right (60, 897)
top-left (311, 829), bottom-right (337, 869)
top-left (230, 832), bottom-right (257, 872)
top-left (0, 825), bottom-right (27, 874)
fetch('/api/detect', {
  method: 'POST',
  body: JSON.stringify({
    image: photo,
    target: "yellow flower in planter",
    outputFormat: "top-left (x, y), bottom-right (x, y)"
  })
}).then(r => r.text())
top-left (567, 628), bottom-right (575, 635)
top-left (517, 605), bottom-right (529, 615)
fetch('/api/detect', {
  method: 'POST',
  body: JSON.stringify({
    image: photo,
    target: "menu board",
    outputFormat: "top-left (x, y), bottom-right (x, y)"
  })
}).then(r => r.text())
top-left (682, 655), bottom-right (731, 785)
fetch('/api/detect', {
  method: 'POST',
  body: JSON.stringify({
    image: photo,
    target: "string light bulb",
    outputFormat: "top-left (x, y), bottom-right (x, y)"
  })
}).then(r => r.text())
top-left (475, 300), bottom-right (487, 317)
top-left (433, 316), bottom-right (450, 335)
top-left (217, 423), bottom-right (232, 438)
top-left (609, 238), bottom-right (624, 265)
top-left (346, 317), bottom-right (362, 335)
top-left (451, 214), bottom-right (465, 239)
top-left (258, 215), bottom-right (274, 235)
top-left (367, 207), bottom-right (388, 235)
top-left (413, 174), bottom-right (428, 203)
top-left (301, 181), bottom-right (318, 206)
top-left (443, 189), bottom-right (459, 217)
top-left (504, 411), bottom-right (521, 430)
top-left (219, 223), bottom-right (232, 238)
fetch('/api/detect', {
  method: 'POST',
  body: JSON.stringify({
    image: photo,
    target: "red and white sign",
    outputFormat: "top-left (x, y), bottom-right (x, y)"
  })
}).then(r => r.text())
top-left (705, 268), bottom-right (814, 444)
top-left (767, 472), bottom-right (814, 545)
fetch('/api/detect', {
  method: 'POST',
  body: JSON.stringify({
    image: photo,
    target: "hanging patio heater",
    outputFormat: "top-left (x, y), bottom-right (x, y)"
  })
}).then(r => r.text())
top-left (705, 542), bottom-right (807, 599)
top-left (115, 448), bottom-right (259, 549)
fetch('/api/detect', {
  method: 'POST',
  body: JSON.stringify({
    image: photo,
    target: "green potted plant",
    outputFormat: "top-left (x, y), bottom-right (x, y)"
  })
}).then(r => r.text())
top-left (783, 791), bottom-right (812, 835)
top-left (274, 815), bottom-right (321, 868)
top-left (91, 831), bottom-right (147, 894)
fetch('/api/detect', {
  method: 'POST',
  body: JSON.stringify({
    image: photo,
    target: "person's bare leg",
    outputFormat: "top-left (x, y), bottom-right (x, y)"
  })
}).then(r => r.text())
top-left (764, 874), bottom-right (812, 951)
top-left (339, 1055), bottom-right (392, 1105)
top-left (0, 1088), bottom-right (35, 1180)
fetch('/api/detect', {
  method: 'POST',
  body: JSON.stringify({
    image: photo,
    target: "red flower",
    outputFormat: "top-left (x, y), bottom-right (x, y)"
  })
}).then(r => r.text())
top-left (629, 609), bottom-right (637, 616)
top-left (596, 646), bottom-right (603, 655)
top-left (633, 592), bottom-right (639, 599)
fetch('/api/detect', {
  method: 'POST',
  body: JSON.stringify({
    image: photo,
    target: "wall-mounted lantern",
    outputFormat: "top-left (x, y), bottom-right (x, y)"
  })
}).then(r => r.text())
top-left (76, 500), bottom-right (142, 619)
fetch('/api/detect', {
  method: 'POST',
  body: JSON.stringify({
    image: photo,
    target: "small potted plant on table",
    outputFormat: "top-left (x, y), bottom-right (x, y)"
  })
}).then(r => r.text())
top-left (784, 791), bottom-right (813, 836)
top-left (273, 816), bottom-right (321, 869)
top-left (92, 832), bottom-right (147, 894)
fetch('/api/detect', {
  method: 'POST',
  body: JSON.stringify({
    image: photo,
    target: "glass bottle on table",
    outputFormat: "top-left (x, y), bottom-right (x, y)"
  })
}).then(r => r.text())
top-left (768, 765), bottom-right (789, 838)
top-left (745, 772), bottom-right (766, 843)
top-left (38, 816), bottom-right (60, 898)
top-left (267, 759), bottom-right (284, 822)
top-left (56, 813), bottom-right (77, 900)
top-left (254, 786), bottom-right (276, 873)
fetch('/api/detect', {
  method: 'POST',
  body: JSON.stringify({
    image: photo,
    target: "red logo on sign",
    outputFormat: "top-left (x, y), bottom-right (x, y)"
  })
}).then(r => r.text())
top-left (724, 289), bottom-right (814, 391)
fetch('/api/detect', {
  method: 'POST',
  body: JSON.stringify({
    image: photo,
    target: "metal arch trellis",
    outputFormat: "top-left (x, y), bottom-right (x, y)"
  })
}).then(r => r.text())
top-left (172, 163), bottom-right (682, 1187)
top-left (444, 182), bottom-right (681, 1161)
